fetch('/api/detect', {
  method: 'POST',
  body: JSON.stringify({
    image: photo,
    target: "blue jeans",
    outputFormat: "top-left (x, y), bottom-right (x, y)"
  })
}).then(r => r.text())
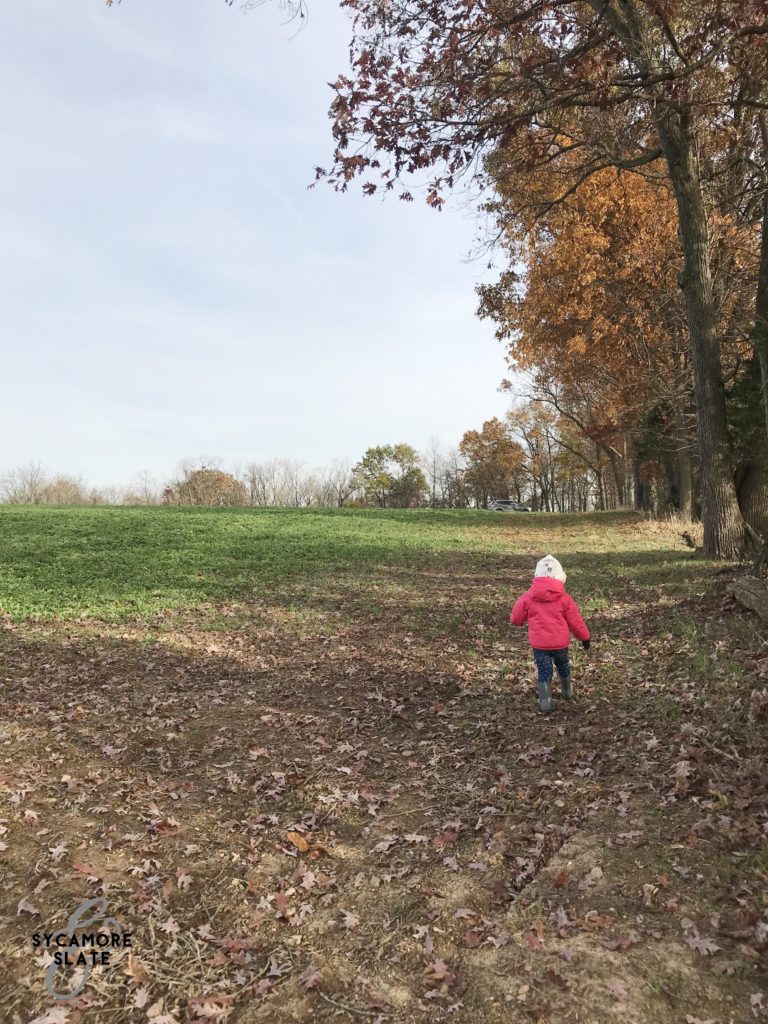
top-left (533, 647), bottom-right (570, 684)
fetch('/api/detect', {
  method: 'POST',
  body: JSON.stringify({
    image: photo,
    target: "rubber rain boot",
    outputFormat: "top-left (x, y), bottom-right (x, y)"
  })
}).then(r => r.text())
top-left (559, 675), bottom-right (573, 699)
top-left (537, 680), bottom-right (554, 714)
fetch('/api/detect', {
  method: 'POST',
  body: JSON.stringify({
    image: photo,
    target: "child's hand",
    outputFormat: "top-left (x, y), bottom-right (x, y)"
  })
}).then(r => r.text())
top-left (582, 639), bottom-right (591, 651)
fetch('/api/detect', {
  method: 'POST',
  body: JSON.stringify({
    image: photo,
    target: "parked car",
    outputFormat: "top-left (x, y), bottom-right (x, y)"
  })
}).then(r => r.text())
top-left (488, 499), bottom-right (531, 512)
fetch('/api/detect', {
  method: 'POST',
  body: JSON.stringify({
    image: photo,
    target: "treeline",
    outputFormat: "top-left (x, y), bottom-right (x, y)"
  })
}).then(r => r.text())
top-left (1, 399), bottom-right (688, 513)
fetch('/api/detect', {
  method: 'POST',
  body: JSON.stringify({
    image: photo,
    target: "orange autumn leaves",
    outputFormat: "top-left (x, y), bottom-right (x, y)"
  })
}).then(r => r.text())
top-left (480, 163), bottom-right (755, 424)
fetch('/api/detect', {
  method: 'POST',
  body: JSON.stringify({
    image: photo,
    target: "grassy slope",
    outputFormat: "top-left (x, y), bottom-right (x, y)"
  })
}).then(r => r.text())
top-left (0, 505), bottom-right (696, 622)
top-left (0, 508), bottom-right (765, 1024)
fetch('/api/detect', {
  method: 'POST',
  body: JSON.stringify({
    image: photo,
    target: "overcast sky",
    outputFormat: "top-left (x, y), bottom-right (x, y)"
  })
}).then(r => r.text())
top-left (0, 0), bottom-right (512, 489)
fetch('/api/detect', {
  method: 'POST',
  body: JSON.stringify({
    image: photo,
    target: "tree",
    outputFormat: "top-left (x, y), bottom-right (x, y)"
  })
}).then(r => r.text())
top-left (321, 459), bottom-right (356, 507)
top-left (459, 418), bottom-right (525, 508)
top-left (124, 471), bottom-right (160, 505)
top-left (422, 436), bottom-right (445, 509)
top-left (0, 462), bottom-right (49, 504)
top-left (164, 466), bottom-right (248, 507)
top-left (41, 476), bottom-right (89, 505)
top-left (353, 444), bottom-right (427, 508)
top-left (729, 356), bottom-right (768, 543)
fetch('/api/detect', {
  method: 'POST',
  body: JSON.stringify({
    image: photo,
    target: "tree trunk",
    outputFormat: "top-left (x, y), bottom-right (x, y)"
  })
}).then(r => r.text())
top-left (672, 380), bottom-right (694, 519)
top-left (755, 116), bottom-right (768, 442)
top-left (655, 110), bottom-right (744, 558)
top-left (633, 458), bottom-right (651, 511)
top-left (603, 447), bottom-right (625, 507)
top-left (677, 446), bottom-right (693, 521)
top-left (594, 467), bottom-right (605, 511)
top-left (742, 126), bottom-right (768, 566)
top-left (737, 463), bottom-right (768, 541)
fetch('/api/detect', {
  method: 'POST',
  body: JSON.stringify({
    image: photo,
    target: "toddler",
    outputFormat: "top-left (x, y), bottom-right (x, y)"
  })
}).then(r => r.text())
top-left (510, 555), bottom-right (590, 714)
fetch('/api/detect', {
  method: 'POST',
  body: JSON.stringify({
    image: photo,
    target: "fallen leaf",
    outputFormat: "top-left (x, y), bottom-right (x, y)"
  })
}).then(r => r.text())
top-left (16, 897), bottom-right (40, 916)
top-left (286, 830), bottom-right (310, 853)
top-left (134, 986), bottom-right (151, 1008)
top-left (578, 865), bottom-right (604, 890)
top-left (543, 968), bottom-right (569, 990)
top-left (73, 859), bottom-right (99, 877)
top-left (684, 933), bottom-right (721, 956)
top-left (425, 958), bottom-right (451, 981)
top-left (27, 1010), bottom-right (71, 1024)
top-left (124, 953), bottom-right (151, 984)
top-left (176, 870), bottom-right (193, 892)
top-left (605, 978), bottom-right (629, 1002)
top-left (300, 965), bottom-right (322, 990)
top-left (373, 837), bottom-right (397, 853)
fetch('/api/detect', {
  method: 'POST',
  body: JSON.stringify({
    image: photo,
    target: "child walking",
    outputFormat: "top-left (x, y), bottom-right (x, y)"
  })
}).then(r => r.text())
top-left (510, 555), bottom-right (591, 714)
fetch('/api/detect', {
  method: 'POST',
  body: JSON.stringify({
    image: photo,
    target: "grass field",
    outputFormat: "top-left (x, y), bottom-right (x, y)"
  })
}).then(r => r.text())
top-left (0, 507), bottom-right (766, 1024)
top-left (0, 505), bottom-right (708, 622)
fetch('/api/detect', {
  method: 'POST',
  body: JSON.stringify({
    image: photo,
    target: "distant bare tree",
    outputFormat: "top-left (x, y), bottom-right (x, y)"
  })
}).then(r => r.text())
top-left (89, 485), bottom-right (125, 506)
top-left (326, 459), bottom-right (355, 507)
top-left (244, 459), bottom-right (317, 506)
top-left (279, 460), bottom-right (310, 507)
top-left (0, 462), bottom-right (49, 504)
top-left (123, 471), bottom-right (160, 505)
top-left (308, 460), bottom-right (355, 507)
top-left (441, 448), bottom-right (469, 509)
top-left (422, 437), bottom-right (444, 509)
top-left (41, 476), bottom-right (88, 505)
top-left (244, 461), bottom-right (279, 506)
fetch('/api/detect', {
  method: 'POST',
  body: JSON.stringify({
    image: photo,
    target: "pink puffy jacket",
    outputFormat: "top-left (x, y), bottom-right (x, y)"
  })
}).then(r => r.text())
top-left (510, 577), bottom-right (590, 650)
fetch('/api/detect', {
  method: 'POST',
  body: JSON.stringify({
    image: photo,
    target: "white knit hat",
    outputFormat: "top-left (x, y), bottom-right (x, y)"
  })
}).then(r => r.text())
top-left (534, 555), bottom-right (566, 583)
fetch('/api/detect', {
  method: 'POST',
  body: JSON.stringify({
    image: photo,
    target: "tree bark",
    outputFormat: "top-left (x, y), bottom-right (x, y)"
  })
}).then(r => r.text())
top-left (677, 446), bottom-right (693, 521)
top-left (672, 362), bottom-right (694, 520)
top-left (594, 467), bottom-right (605, 511)
top-left (737, 463), bottom-right (768, 541)
top-left (655, 110), bottom-right (744, 558)
top-left (755, 115), bottom-right (768, 442)
top-left (633, 458), bottom-right (651, 511)
top-left (603, 446), bottom-right (625, 507)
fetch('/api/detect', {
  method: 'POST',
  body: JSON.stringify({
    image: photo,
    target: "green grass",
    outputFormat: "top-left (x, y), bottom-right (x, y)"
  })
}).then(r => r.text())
top-left (0, 505), bottom-right (708, 623)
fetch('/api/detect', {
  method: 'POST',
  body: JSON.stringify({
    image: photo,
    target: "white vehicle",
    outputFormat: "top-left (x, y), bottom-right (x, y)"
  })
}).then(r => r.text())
top-left (488, 499), bottom-right (531, 512)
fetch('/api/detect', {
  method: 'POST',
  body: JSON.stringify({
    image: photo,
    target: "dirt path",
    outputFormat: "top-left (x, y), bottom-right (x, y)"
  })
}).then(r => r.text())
top-left (0, 550), bottom-right (766, 1024)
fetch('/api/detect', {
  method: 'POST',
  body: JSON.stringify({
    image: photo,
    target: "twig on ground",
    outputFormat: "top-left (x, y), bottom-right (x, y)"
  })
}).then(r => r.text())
top-left (316, 990), bottom-right (394, 1018)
